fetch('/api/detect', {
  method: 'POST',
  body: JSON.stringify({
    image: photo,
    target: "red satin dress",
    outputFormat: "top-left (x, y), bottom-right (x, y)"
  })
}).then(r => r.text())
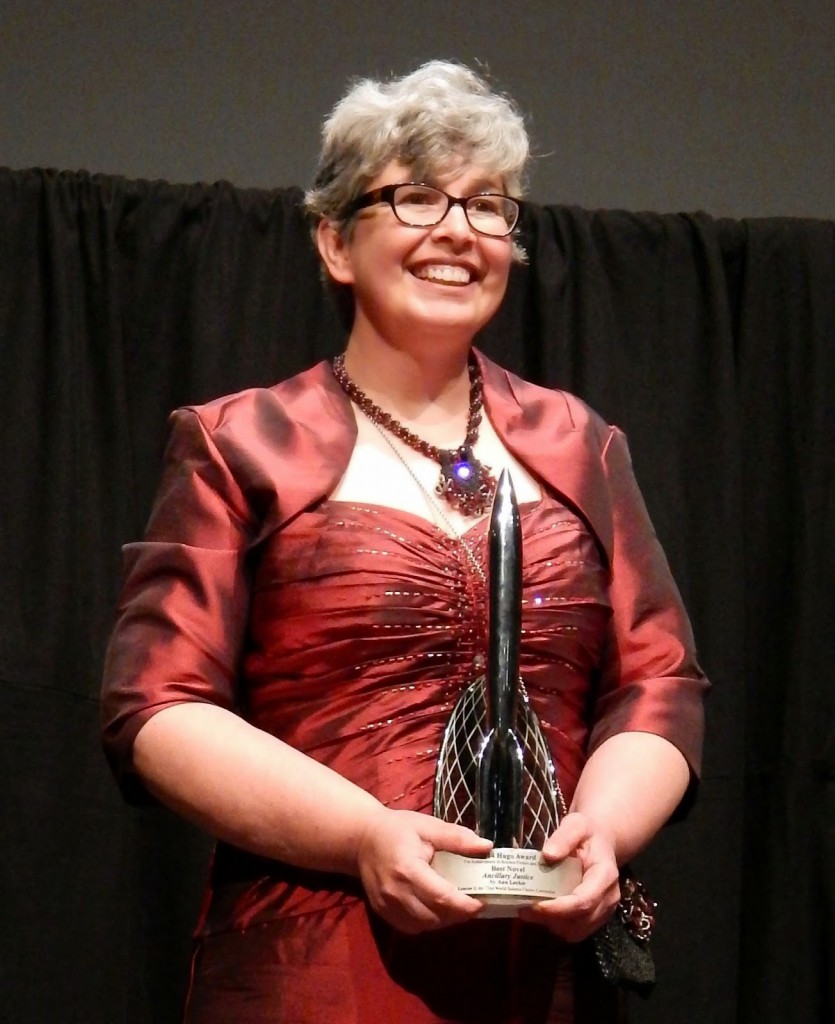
top-left (102, 358), bottom-right (708, 1023)
top-left (182, 496), bottom-right (621, 1023)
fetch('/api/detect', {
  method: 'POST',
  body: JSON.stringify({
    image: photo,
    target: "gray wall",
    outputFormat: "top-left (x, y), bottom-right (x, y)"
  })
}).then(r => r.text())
top-left (2, 1), bottom-right (832, 218)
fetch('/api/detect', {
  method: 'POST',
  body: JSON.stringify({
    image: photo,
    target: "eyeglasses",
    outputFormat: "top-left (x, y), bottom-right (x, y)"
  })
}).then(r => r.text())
top-left (346, 183), bottom-right (521, 237)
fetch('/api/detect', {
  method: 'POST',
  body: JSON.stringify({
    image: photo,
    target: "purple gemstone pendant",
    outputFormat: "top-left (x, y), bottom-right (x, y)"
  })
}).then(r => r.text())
top-left (437, 446), bottom-right (497, 516)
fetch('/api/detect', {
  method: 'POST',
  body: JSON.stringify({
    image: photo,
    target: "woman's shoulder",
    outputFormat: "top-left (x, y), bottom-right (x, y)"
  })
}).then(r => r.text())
top-left (156, 359), bottom-right (355, 536)
top-left (180, 359), bottom-right (338, 435)
top-left (476, 350), bottom-right (615, 449)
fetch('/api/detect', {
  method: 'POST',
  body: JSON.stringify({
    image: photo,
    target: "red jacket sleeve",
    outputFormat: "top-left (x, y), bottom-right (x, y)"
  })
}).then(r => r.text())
top-left (101, 407), bottom-right (255, 801)
top-left (587, 426), bottom-right (708, 781)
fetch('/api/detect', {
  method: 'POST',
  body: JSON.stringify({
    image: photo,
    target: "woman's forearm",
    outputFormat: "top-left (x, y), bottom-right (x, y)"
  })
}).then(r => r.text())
top-left (569, 732), bottom-right (691, 864)
top-left (132, 702), bottom-right (386, 876)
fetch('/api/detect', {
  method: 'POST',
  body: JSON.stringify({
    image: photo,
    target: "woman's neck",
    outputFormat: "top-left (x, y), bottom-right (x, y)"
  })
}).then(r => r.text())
top-left (340, 334), bottom-right (474, 447)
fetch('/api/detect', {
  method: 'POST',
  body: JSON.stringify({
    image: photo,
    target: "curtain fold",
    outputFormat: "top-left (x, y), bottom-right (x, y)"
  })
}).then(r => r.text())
top-left (1, 167), bottom-right (832, 1023)
top-left (730, 217), bottom-right (835, 1021)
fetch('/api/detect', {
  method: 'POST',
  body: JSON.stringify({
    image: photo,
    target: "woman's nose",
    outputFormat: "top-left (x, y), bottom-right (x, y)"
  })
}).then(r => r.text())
top-left (432, 201), bottom-right (475, 242)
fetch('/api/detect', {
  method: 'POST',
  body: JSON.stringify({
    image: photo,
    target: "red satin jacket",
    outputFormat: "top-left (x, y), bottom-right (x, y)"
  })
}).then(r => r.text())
top-left (102, 350), bottom-right (707, 802)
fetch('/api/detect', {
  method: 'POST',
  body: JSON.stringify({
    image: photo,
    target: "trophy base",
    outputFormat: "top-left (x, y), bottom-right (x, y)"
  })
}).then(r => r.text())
top-left (431, 848), bottom-right (583, 919)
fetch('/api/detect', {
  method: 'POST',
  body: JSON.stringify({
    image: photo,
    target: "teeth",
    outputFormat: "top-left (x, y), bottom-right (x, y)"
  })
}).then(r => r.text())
top-left (415, 265), bottom-right (472, 284)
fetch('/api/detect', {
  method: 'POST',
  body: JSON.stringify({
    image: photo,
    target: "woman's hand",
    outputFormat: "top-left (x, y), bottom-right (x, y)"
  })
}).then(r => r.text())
top-left (517, 811), bottom-right (620, 942)
top-left (518, 734), bottom-right (692, 941)
top-left (356, 808), bottom-right (492, 934)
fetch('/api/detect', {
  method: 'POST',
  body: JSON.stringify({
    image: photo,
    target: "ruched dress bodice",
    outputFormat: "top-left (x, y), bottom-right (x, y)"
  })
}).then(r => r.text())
top-left (204, 495), bottom-right (610, 936)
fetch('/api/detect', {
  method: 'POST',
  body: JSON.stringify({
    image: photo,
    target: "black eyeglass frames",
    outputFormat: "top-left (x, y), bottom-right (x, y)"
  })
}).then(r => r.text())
top-left (346, 183), bottom-right (521, 237)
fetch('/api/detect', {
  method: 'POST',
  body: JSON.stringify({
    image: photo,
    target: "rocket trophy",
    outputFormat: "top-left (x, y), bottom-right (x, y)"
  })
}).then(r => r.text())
top-left (432, 470), bottom-right (582, 913)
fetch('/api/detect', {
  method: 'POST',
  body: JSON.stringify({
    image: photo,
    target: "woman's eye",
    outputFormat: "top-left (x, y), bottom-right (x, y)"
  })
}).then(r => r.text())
top-left (469, 196), bottom-right (502, 215)
top-left (399, 188), bottom-right (439, 206)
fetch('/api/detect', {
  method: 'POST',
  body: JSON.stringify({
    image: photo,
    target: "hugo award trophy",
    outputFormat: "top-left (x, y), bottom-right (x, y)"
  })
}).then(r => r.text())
top-left (432, 471), bottom-right (582, 914)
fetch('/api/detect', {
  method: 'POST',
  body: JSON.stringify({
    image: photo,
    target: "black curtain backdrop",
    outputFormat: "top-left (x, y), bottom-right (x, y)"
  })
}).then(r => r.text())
top-left (1, 168), bottom-right (833, 1024)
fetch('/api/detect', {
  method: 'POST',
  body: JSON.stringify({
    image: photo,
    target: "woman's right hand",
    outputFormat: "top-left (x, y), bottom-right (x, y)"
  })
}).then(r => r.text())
top-left (355, 808), bottom-right (492, 934)
top-left (131, 705), bottom-right (491, 934)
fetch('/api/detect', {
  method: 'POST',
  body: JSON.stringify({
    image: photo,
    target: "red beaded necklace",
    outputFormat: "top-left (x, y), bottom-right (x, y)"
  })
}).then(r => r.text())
top-left (332, 354), bottom-right (497, 517)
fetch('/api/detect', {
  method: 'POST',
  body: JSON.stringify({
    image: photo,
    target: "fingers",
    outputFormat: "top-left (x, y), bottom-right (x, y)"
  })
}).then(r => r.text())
top-left (375, 857), bottom-right (486, 934)
top-left (519, 878), bottom-right (620, 942)
top-left (541, 811), bottom-right (608, 862)
top-left (356, 809), bottom-right (489, 935)
top-left (418, 816), bottom-right (493, 858)
top-left (519, 857), bottom-right (620, 941)
top-left (520, 812), bottom-right (620, 942)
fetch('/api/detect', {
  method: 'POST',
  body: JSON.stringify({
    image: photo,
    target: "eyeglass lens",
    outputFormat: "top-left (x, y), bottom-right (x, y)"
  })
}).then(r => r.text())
top-left (392, 185), bottom-right (518, 235)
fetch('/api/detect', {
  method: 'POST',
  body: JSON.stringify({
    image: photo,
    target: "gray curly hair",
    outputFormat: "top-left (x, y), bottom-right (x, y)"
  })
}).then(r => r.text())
top-left (305, 60), bottom-right (530, 263)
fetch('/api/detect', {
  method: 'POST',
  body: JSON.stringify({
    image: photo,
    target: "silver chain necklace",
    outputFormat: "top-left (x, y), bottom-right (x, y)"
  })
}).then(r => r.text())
top-left (363, 413), bottom-right (487, 584)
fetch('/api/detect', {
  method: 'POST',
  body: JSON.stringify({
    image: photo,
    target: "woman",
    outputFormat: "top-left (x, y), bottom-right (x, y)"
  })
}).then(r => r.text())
top-left (102, 61), bottom-right (708, 1022)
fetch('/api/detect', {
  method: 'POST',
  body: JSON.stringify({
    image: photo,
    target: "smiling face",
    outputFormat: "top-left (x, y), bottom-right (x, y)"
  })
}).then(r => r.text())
top-left (316, 161), bottom-right (514, 353)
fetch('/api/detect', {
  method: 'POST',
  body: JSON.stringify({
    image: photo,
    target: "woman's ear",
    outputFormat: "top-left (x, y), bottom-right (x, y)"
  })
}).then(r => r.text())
top-left (316, 219), bottom-right (354, 286)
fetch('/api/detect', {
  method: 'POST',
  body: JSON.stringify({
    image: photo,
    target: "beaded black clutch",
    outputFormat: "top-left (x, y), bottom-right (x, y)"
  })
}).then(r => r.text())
top-left (592, 872), bottom-right (656, 994)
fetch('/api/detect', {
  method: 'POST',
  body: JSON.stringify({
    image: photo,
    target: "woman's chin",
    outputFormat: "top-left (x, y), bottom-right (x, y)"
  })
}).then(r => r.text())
top-left (404, 291), bottom-right (499, 336)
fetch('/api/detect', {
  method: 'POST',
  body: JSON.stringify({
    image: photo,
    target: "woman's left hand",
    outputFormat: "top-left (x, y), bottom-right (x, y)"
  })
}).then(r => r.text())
top-left (517, 811), bottom-right (621, 942)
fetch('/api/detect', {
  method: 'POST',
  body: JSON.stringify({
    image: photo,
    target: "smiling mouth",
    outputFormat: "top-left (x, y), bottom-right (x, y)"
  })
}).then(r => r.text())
top-left (413, 264), bottom-right (473, 286)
